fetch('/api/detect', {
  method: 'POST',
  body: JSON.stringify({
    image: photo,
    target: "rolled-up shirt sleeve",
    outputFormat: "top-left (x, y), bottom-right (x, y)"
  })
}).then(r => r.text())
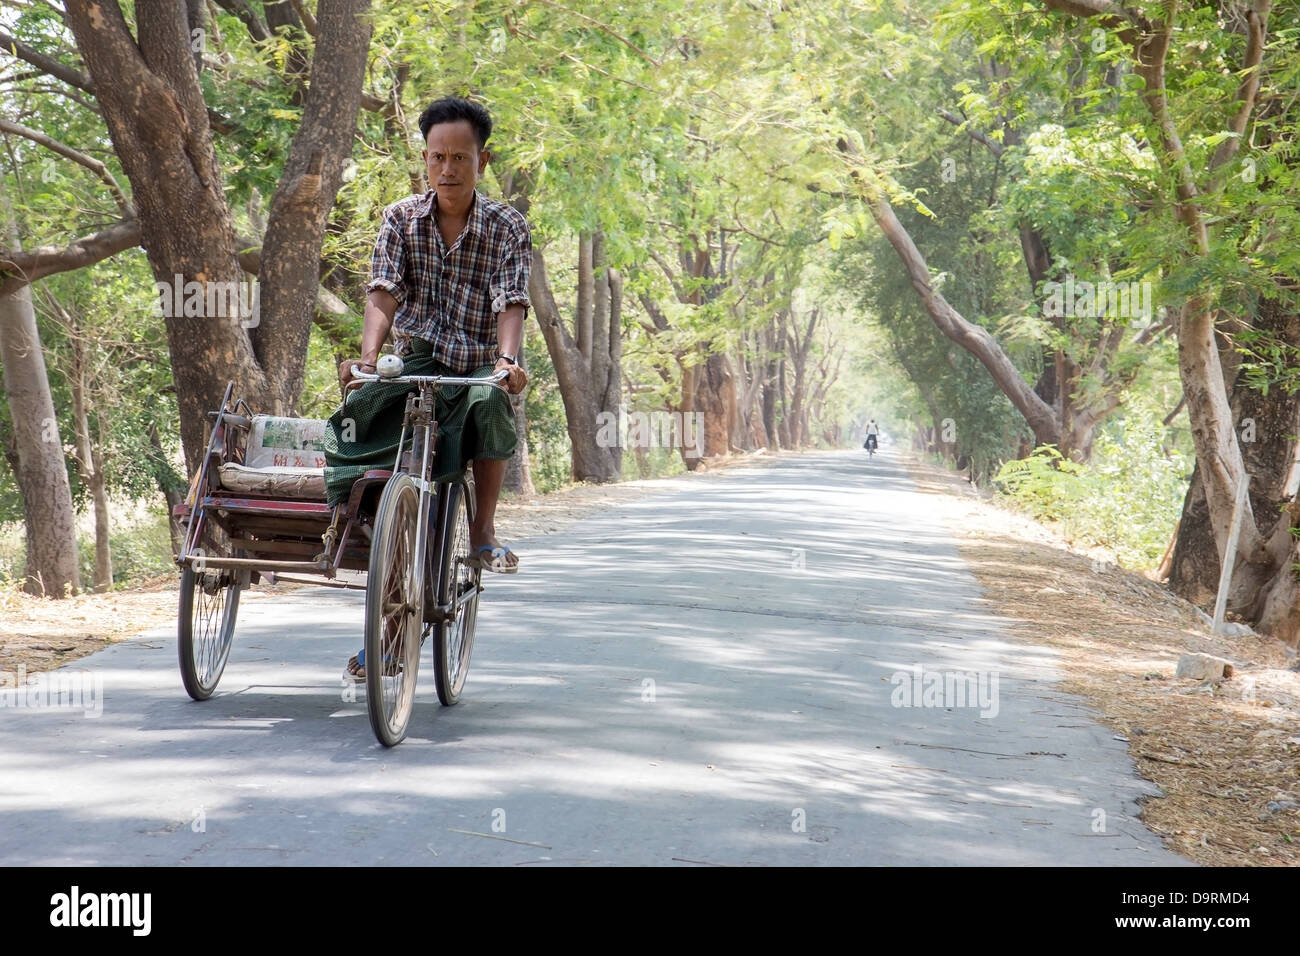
top-left (489, 222), bottom-right (532, 315)
top-left (366, 205), bottom-right (407, 303)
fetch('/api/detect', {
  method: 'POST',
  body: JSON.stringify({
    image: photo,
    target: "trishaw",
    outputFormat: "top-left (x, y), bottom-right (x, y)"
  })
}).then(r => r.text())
top-left (172, 358), bottom-right (508, 746)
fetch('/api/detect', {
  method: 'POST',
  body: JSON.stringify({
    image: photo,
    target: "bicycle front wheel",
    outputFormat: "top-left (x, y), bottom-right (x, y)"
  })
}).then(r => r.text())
top-left (433, 477), bottom-right (480, 706)
top-left (364, 473), bottom-right (424, 746)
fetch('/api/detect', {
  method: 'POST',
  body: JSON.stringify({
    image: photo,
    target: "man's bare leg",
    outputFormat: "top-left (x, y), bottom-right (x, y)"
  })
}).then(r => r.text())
top-left (469, 457), bottom-right (518, 570)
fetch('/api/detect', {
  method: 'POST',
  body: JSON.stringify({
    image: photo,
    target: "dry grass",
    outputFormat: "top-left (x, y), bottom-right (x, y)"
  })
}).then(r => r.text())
top-left (0, 573), bottom-right (178, 675)
top-left (906, 453), bottom-right (1300, 866)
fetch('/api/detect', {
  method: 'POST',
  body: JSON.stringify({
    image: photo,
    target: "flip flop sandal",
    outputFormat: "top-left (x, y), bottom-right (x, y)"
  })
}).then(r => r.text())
top-left (342, 647), bottom-right (402, 682)
top-left (470, 544), bottom-right (519, 574)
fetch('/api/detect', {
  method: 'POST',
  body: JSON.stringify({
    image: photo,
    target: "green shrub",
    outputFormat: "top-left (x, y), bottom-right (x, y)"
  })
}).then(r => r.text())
top-left (994, 445), bottom-right (1084, 516)
top-left (75, 509), bottom-right (175, 587)
top-left (995, 410), bottom-right (1188, 569)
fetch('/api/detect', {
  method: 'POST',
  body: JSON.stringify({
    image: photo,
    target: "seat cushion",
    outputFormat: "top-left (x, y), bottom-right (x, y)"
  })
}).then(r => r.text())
top-left (217, 463), bottom-right (327, 499)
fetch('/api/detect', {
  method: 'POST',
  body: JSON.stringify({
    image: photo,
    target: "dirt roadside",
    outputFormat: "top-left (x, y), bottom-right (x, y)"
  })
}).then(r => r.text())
top-left (903, 452), bottom-right (1300, 867)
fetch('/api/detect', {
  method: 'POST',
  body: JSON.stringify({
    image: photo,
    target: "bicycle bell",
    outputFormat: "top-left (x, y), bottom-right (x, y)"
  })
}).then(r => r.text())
top-left (377, 354), bottom-right (404, 378)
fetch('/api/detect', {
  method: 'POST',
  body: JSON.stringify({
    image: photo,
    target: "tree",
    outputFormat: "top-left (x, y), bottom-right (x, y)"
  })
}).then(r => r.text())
top-left (528, 232), bottom-right (625, 481)
top-left (56, 0), bottom-right (373, 471)
top-left (1036, 0), bottom-right (1300, 641)
top-left (0, 195), bottom-right (80, 597)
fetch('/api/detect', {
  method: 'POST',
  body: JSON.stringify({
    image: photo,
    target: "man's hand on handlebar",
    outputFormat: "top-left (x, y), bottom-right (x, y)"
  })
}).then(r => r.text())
top-left (495, 357), bottom-right (528, 395)
top-left (340, 355), bottom-right (518, 391)
top-left (339, 358), bottom-right (375, 392)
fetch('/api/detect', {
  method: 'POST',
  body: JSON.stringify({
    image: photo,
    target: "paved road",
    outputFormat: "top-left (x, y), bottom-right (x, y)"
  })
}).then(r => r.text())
top-left (0, 450), bottom-right (1187, 865)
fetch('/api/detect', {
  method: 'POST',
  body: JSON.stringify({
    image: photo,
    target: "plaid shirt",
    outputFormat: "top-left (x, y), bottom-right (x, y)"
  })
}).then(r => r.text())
top-left (366, 190), bottom-right (532, 373)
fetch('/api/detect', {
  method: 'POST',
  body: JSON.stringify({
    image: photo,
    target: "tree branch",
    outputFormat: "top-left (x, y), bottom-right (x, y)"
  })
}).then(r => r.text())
top-left (1162, 393), bottom-right (1186, 426)
top-left (1209, 0), bottom-right (1271, 172)
top-left (636, 292), bottom-right (671, 333)
top-left (0, 218), bottom-right (141, 297)
top-left (0, 28), bottom-right (94, 92)
top-left (1039, 0), bottom-right (1143, 24)
top-left (523, 0), bottom-right (660, 65)
top-left (648, 248), bottom-right (687, 302)
top-left (288, 0), bottom-right (318, 37)
top-left (935, 107), bottom-right (1005, 158)
top-left (841, 142), bottom-right (1060, 445)
top-left (212, 0), bottom-right (271, 43)
top-left (13, 81), bottom-right (101, 115)
top-left (504, 14), bottom-right (655, 93)
top-left (0, 117), bottom-right (133, 216)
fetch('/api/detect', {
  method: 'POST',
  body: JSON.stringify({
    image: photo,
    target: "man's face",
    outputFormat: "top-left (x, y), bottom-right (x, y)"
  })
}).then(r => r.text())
top-left (423, 120), bottom-right (489, 210)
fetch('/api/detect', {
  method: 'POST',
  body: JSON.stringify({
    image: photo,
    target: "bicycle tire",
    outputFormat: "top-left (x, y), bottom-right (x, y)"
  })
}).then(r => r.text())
top-left (364, 472), bottom-right (424, 746)
top-left (178, 564), bottom-right (242, 700)
top-left (433, 477), bottom-right (480, 706)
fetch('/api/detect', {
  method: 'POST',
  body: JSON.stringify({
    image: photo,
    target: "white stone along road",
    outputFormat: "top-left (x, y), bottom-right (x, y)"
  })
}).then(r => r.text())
top-left (0, 450), bottom-right (1189, 866)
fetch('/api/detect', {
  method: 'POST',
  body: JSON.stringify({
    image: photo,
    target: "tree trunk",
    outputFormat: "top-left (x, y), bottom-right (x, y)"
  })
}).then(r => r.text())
top-left (255, 1), bottom-right (373, 413)
top-left (528, 242), bottom-right (622, 482)
top-left (0, 204), bottom-right (80, 597)
top-left (503, 352), bottom-right (535, 496)
top-left (64, 0), bottom-right (373, 473)
top-left (734, 339), bottom-right (763, 451)
top-left (90, 406), bottom-right (112, 589)
top-left (761, 365), bottom-right (780, 450)
top-left (776, 356), bottom-right (791, 450)
top-left (691, 352), bottom-right (735, 458)
top-left (147, 420), bottom-right (187, 557)
top-left (1168, 464), bottom-right (1217, 606)
top-left (1170, 296), bottom-right (1300, 629)
top-left (761, 321), bottom-right (781, 450)
top-left (69, 326), bottom-right (112, 591)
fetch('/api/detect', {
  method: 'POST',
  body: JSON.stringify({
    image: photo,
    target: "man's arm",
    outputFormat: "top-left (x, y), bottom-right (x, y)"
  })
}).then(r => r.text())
top-left (339, 289), bottom-right (398, 389)
top-left (362, 290), bottom-right (398, 365)
top-left (494, 303), bottom-right (527, 393)
top-left (340, 201), bottom-right (407, 390)
top-left (489, 216), bottom-right (533, 394)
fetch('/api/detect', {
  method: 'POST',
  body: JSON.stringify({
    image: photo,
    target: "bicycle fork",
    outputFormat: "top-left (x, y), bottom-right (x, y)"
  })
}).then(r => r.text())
top-left (394, 391), bottom-right (436, 628)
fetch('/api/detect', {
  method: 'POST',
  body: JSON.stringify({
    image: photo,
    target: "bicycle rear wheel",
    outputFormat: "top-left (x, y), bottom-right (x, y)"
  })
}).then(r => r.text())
top-left (178, 564), bottom-right (244, 700)
top-left (433, 477), bottom-right (480, 706)
top-left (364, 473), bottom-right (423, 746)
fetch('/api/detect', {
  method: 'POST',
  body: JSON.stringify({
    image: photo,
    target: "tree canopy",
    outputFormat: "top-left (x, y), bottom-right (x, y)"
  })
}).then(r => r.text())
top-left (2, 0), bottom-right (1298, 643)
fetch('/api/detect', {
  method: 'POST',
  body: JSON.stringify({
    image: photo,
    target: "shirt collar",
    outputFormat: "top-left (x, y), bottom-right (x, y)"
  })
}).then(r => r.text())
top-left (417, 189), bottom-right (485, 239)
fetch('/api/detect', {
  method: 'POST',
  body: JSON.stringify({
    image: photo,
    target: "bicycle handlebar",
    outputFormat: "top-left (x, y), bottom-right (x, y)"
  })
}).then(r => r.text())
top-left (349, 364), bottom-right (510, 391)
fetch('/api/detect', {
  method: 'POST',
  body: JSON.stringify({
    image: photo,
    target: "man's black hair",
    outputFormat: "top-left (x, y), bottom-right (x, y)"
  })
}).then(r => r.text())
top-left (418, 97), bottom-right (492, 149)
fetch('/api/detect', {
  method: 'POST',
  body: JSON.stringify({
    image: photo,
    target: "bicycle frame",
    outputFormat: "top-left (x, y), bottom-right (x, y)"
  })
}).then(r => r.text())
top-left (349, 364), bottom-right (509, 621)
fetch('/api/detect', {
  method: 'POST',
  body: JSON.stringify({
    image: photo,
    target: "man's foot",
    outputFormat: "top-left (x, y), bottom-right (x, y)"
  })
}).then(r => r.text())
top-left (343, 652), bottom-right (365, 682)
top-left (470, 542), bottom-right (519, 574)
top-left (343, 647), bottom-right (402, 682)
top-left (469, 524), bottom-right (520, 573)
